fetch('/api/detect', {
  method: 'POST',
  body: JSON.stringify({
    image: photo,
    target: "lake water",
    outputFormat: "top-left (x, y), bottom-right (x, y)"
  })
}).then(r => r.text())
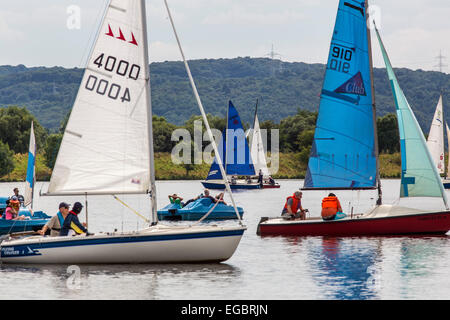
top-left (1, 179), bottom-right (450, 300)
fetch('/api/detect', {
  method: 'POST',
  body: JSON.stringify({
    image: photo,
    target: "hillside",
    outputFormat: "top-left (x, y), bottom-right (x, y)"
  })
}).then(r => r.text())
top-left (0, 58), bottom-right (448, 132)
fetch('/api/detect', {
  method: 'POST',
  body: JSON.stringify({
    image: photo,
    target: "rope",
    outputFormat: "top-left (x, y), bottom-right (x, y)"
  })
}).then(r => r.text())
top-left (112, 195), bottom-right (150, 224)
top-left (190, 198), bottom-right (222, 227)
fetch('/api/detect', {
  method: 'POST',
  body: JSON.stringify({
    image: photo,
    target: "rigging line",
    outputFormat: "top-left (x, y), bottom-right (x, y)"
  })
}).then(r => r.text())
top-left (113, 195), bottom-right (150, 224)
top-left (164, 0), bottom-right (243, 225)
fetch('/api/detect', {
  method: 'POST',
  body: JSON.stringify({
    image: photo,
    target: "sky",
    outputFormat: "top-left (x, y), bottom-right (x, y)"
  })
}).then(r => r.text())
top-left (0, 0), bottom-right (449, 73)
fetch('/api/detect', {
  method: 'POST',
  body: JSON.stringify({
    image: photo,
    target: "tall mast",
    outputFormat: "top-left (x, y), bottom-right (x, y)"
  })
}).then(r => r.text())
top-left (366, 1), bottom-right (382, 205)
top-left (141, 0), bottom-right (158, 225)
top-left (163, 0), bottom-right (243, 223)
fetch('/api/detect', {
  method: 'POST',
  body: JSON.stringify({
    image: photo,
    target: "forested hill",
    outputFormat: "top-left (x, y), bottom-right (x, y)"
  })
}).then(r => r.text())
top-left (0, 57), bottom-right (448, 131)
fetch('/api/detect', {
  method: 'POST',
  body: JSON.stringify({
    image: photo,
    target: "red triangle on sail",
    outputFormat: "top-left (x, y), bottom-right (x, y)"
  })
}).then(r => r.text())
top-left (106, 24), bottom-right (114, 37)
top-left (117, 28), bottom-right (126, 41)
top-left (129, 32), bottom-right (138, 46)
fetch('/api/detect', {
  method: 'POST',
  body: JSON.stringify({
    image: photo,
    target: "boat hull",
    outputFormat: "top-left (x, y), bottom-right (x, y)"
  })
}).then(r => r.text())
top-left (0, 225), bottom-right (246, 264)
top-left (262, 184), bottom-right (280, 189)
top-left (257, 211), bottom-right (450, 237)
top-left (201, 181), bottom-right (260, 190)
top-left (443, 180), bottom-right (450, 189)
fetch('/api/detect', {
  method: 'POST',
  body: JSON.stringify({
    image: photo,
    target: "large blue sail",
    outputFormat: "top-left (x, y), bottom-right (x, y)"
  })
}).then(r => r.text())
top-left (304, 0), bottom-right (377, 189)
top-left (206, 101), bottom-right (255, 180)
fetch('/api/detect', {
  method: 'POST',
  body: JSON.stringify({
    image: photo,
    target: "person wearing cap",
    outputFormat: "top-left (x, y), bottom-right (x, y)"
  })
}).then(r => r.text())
top-left (60, 202), bottom-right (88, 236)
top-left (38, 202), bottom-right (71, 237)
top-left (12, 188), bottom-right (25, 207)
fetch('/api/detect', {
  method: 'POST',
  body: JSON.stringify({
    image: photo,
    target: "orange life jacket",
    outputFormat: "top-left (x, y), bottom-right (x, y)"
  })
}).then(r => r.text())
top-left (283, 194), bottom-right (301, 213)
top-left (321, 196), bottom-right (341, 219)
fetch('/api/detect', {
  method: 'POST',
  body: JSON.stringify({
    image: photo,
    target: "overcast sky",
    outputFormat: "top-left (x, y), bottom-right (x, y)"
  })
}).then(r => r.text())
top-left (0, 0), bottom-right (448, 73)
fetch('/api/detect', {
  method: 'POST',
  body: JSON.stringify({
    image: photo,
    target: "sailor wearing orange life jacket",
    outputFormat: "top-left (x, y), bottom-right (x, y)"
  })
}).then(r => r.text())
top-left (281, 191), bottom-right (308, 220)
top-left (321, 193), bottom-right (343, 221)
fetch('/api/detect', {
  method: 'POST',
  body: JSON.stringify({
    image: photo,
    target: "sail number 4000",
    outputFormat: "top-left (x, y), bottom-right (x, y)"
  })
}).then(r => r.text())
top-left (93, 53), bottom-right (141, 80)
top-left (329, 46), bottom-right (352, 73)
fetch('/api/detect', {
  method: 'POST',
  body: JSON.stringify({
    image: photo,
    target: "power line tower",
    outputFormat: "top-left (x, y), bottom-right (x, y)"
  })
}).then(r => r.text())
top-left (265, 44), bottom-right (283, 76)
top-left (435, 50), bottom-right (447, 73)
top-left (435, 50), bottom-right (447, 94)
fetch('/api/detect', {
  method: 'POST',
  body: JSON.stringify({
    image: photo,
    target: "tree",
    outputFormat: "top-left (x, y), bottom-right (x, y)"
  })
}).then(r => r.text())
top-left (0, 106), bottom-right (48, 154)
top-left (377, 113), bottom-right (400, 154)
top-left (44, 133), bottom-right (63, 170)
top-left (0, 141), bottom-right (15, 177)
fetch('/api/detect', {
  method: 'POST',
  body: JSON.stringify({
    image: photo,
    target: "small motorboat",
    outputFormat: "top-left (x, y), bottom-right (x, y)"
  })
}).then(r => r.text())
top-left (0, 197), bottom-right (51, 235)
top-left (157, 198), bottom-right (244, 221)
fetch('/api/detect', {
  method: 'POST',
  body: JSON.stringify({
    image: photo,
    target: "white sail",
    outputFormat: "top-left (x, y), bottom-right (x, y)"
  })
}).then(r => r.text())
top-left (446, 123), bottom-right (450, 179)
top-left (426, 95), bottom-right (445, 174)
top-left (250, 115), bottom-right (269, 177)
top-left (48, 0), bottom-right (151, 195)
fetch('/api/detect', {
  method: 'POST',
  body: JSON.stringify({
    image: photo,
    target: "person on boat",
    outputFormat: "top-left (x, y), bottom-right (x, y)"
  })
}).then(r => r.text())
top-left (12, 188), bottom-right (25, 207)
top-left (215, 192), bottom-right (227, 205)
top-left (60, 202), bottom-right (88, 236)
top-left (257, 169), bottom-right (263, 187)
top-left (321, 193), bottom-right (346, 221)
top-left (231, 176), bottom-right (237, 185)
top-left (4, 198), bottom-right (26, 221)
top-left (281, 191), bottom-right (308, 220)
top-left (38, 202), bottom-right (70, 236)
top-left (268, 176), bottom-right (276, 186)
top-left (168, 194), bottom-right (183, 207)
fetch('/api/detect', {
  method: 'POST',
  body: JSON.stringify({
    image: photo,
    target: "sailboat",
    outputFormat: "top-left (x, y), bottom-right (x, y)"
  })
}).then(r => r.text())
top-left (248, 101), bottom-right (280, 189)
top-left (257, 0), bottom-right (450, 236)
top-left (201, 101), bottom-right (260, 190)
top-left (0, 0), bottom-right (245, 263)
top-left (0, 122), bottom-right (50, 235)
top-left (427, 95), bottom-right (450, 189)
top-left (443, 123), bottom-right (450, 188)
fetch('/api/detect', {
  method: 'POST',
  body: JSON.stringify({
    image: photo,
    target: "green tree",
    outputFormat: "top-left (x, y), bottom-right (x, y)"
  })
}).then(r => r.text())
top-left (0, 141), bottom-right (15, 176)
top-left (0, 106), bottom-right (48, 154)
top-left (377, 113), bottom-right (400, 154)
top-left (44, 133), bottom-right (63, 169)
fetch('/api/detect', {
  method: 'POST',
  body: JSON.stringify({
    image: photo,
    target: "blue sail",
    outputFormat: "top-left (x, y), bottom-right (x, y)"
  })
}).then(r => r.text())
top-left (206, 101), bottom-right (255, 180)
top-left (304, 0), bottom-right (377, 189)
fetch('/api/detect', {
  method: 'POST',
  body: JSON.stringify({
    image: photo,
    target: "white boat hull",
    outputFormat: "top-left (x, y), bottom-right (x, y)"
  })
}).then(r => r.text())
top-left (0, 225), bottom-right (246, 264)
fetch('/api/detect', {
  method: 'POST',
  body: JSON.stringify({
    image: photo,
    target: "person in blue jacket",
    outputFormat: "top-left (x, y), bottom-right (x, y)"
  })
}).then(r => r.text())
top-left (60, 202), bottom-right (88, 236)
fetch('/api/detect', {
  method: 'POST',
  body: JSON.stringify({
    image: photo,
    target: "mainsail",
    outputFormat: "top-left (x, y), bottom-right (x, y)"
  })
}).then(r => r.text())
top-left (206, 101), bottom-right (255, 180)
top-left (250, 114), bottom-right (270, 177)
top-left (24, 122), bottom-right (36, 208)
top-left (447, 123), bottom-right (450, 179)
top-left (47, 0), bottom-right (151, 195)
top-left (375, 27), bottom-right (448, 206)
top-left (304, 0), bottom-right (378, 189)
top-left (426, 95), bottom-right (445, 174)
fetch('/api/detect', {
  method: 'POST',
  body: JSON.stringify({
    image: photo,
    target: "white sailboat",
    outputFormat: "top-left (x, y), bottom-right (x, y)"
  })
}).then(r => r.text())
top-left (248, 102), bottom-right (279, 189)
top-left (426, 95), bottom-right (445, 174)
top-left (443, 122), bottom-right (450, 188)
top-left (426, 95), bottom-right (450, 189)
top-left (0, 0), bottom-right (245, 264)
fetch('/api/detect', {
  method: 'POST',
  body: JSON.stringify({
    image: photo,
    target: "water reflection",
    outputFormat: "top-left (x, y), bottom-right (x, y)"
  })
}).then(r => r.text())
top-left (0, 263), bottom-right (241, 299)
top-left (306, 237), bottom-right (381, 300)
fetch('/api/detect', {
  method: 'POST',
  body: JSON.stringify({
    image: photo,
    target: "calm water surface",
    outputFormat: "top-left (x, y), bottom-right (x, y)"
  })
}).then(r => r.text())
top-left (1, 179), bottom-right (450, 300)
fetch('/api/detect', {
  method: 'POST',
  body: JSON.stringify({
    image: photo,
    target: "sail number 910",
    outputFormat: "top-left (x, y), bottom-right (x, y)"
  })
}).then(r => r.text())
top-left (329, 46), bottom-right (352, 73)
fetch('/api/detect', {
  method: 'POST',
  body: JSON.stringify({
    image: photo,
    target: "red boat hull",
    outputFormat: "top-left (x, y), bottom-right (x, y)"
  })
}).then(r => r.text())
top-left (262, 184), bottom-right (280, 189)
top-left (257, 211), bottom-right (450, 236)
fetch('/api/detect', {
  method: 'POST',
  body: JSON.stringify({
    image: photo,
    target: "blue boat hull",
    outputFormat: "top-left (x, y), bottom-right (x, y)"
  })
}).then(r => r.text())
top-left (201, 181), bottom-right (260, 190)
top-left (157, 198), bottom-right (244, 221)
top-left (0, 209), bottom-right (51, 235)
